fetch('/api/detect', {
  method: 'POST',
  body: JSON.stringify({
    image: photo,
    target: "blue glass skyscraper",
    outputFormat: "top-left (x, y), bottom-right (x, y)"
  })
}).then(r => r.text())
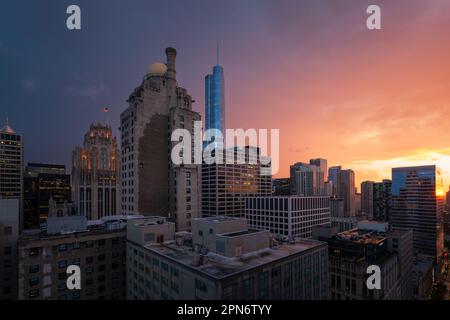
top-left (205, 48), bottom-right (225, 144)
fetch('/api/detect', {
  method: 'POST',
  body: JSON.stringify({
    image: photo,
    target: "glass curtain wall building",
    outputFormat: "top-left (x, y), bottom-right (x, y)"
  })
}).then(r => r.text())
top-left (205, 59), bottom-right (225, 145)
top-left (391, 165), bottom-right (444, 261)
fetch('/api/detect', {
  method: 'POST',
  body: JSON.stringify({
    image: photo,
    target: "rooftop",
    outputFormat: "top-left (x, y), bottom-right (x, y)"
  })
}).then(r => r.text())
top-left (220, 229), bottom-right (261, 237)
top-left (335, 228), bottom-right (387, 245)
top-left (142, 238), bottom-right (326, 280)
top-left (21, 215), bottom-right (143, 242)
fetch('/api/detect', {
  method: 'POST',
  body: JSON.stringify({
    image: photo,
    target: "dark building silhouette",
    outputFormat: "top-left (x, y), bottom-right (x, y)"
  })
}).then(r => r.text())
top-left (23, 163), bottom-right (71, 229)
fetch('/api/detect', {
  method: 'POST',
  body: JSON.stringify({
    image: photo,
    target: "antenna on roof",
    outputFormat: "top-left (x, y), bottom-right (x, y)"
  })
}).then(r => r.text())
top-left (216, 42), bottom-right (220, 65)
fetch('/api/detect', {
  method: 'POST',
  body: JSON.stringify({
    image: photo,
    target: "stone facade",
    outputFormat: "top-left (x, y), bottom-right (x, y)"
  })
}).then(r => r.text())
top-left (72, 124), bottom-right (120, 220)
top-left (120, 48), bottom-right (201, 231)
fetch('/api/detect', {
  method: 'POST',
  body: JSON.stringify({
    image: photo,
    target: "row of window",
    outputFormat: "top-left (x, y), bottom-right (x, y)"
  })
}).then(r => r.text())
top-left (28, 239), bottom-right (122, 256)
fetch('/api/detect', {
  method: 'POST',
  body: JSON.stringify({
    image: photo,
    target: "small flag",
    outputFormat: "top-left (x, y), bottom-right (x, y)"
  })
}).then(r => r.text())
top-left (102, 107), bottom-right (109, 113)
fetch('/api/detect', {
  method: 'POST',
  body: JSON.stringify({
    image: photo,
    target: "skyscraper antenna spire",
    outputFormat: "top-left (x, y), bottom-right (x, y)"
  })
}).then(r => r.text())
top-left (6, 116), bottom-right (9, 126)
top-left (216, 42), bottom-right (219, 65)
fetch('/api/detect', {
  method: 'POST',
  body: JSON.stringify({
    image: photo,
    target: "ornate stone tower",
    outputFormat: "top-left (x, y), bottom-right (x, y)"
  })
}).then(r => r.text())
top-left (119, 48), bottom-right (201, 231)
top-left (72, 123), bottom-right (120, 220)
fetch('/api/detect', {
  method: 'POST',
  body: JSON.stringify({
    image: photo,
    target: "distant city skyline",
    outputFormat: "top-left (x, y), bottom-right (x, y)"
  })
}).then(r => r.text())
top-left (2, 0), bottom-right (450, 191)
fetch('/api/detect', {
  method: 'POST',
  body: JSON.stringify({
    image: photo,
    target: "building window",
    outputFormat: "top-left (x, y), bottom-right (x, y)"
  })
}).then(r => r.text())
top-left (58, 244), bottom-right (67, 252)
top-left (58, 260), bottom-right (67, 269)
top-left (29, 277), bottom-right (39, 286)
top-left (29, 265), bottom-right (39, 274)
top-left (28, 289), bottom-right (39, 299)
top-left (195, 279), bottom-right (207, 293)
top-left (29, 247), bottom-right (39, 256)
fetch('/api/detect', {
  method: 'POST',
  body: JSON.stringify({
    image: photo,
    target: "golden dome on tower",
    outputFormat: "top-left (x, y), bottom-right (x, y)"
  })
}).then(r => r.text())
top-left (147, 62), bottom-right (167, 76)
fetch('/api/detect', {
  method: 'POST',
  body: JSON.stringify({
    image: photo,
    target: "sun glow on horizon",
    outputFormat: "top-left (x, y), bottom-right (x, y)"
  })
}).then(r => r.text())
top-left (345, 148), bottom-right (450, 192)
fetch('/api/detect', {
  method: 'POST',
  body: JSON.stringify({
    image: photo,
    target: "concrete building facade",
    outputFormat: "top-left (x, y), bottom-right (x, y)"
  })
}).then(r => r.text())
top-left (120, 48), bottom-right (201, 231)
top-left (17, 212), bottom-right (135, 300)
top-left (244, 195), bottom-right (331, 241)
top-left (127, 216), bottom-right (329, 300)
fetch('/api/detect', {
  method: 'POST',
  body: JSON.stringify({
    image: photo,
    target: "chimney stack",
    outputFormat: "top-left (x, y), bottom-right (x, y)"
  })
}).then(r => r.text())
top-left (165, 47), bottom-right (177, 80)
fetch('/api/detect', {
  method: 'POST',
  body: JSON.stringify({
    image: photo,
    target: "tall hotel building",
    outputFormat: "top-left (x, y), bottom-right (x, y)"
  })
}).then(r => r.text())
top-left (120, 48), bottom-right (201, 231)
top-left (391, 165), bottom-right (445, 261)
top-left (0, 121), bottom-right (24, 229)
top-left (204, 51), bottom-right (225, 144)
top-left (72, 123), bottom-right (120, 220)
top-left (245, 195), bottom-right (331, 241)
top-left (202, 146), bottom-right (272, 217)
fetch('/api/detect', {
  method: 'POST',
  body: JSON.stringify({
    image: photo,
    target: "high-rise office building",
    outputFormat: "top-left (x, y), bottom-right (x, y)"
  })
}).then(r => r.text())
top-left (310, 158), bottom-right (328, 182)
top-left (23, 163), bottom-right (71, 229)
top-left (127, 216), bottom-right (329, 300)
top-left (0, 199), bottom-right (20, 300)
top-left (354, 192), bottom-right (361, 215)
top-left (328, 166), bottom-right (342, 196)
top-left (245, 195), bottom-right (331, 241)
top-left (373, 179), bottom-right (392, 222)
top-left (290, 162), bottom-right (325, 196)
top-left (330, 168), bottom-right (355, 217)
top-left (120, 48), bottom-right (201, 231)
top-left (361, 181), bottom-right (374, 219)
top-left (204, 48), bottom-right (225, 145)
top-left (72, 124), bottom-right (120, 221)
top-left (202, 147), bottom-right (271, 217)
top-left (391, 165), bottom-right (445, 261)
top-left (330, 198), bottom-right (345, 218)
top-left (0, 121), bottom-right (24, 229)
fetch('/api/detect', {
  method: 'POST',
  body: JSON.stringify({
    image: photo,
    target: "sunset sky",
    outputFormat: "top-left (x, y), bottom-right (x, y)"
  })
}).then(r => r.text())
top-left (1, 0), bottom-right (450, 191)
